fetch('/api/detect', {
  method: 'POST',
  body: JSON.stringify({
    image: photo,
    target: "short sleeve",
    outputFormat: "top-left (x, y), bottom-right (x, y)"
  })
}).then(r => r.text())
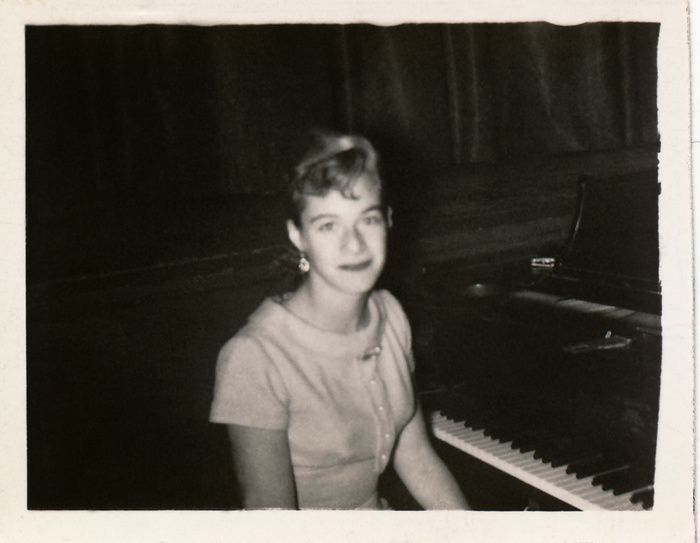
top-left (209, 334), bottom-right (290, 430)
top-left (378, 290), bottom-right (415, 373)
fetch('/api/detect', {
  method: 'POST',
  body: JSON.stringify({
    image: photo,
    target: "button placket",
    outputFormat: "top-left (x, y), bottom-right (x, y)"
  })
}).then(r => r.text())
top-left (357, 343), bottom-right (393, 472)
top-left (371, 376), bottom-right (394, 471)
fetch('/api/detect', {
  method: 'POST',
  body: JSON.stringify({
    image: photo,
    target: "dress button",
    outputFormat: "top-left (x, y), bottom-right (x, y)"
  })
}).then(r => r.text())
top-left (381, 454), bottom-right (387, 460)
top-left (370, 379), bottom-right (376, 385)
top-left (384, 433), bottom-right (391, 439)
top-left (378, 405), bottom-right (385, 411)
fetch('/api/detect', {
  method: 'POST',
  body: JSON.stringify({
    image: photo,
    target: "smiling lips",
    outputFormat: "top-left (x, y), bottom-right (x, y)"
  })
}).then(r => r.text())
top-left (339, 259), bottom-right (372, 271)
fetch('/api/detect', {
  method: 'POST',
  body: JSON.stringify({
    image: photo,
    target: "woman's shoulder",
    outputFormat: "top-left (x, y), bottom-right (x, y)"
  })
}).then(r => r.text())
top-left (218, 297), bottom-right (285, 360)
top-left (211, 302), bottom-right (290, 427)
top-left (372, 289), bottom-right (409, 327)
top-left (372, 288), bottom-right (406, 313)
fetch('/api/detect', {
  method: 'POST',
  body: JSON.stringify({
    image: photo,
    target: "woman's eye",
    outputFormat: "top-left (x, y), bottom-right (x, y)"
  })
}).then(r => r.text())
top-left (318, 222), bottom-right (335, 232)
top-left (362, 215), bottom-right (383, 225)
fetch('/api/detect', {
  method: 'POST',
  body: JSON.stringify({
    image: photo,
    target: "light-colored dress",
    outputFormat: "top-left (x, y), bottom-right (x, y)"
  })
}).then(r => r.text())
top-left (209, 289), bottom-right (416, 509)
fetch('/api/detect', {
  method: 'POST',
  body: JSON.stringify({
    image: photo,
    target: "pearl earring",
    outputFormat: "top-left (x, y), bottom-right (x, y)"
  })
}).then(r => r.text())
top-left (298, 253), bottom-right (310, 273)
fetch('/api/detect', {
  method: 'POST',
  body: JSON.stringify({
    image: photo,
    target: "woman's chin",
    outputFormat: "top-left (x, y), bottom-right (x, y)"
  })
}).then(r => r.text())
top-left (306, 265), bottom-right (384, 297)
top-left (331, 275), bottom-right (380, 297)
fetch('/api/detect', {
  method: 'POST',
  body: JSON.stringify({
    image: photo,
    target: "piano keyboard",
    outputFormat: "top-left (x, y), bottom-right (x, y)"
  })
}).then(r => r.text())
top-left (431, 412), bottom-right (651, 511)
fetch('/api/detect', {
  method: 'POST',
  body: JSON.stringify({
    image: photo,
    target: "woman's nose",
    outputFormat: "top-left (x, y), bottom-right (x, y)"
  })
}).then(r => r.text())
top-left (342, 226), bottom-right (366, 253)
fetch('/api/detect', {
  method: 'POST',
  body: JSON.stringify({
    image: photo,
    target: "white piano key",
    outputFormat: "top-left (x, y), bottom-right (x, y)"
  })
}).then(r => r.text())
top-left (441, 423), bottom-right (483, 441)
top-left (449, 428), bottom-right (475, 439)
top-left (587, 490), bottom-right (622, 508)
top-left (460, 433), bottom-right (497, 447)
top-left (430, 412), bottom-right (643, 511)
top-left (478, 439), bottom-right (515, 455)
top-left (432, 415), bottom-right (457, 429)
top-left (591, 490), bottom-right (646, 511)
top-left (525, 460), bottom-right (556, 477)
top-left (559, 474), bottom-right (597, 493)
top-left (541, 465), bottom-right (572, 484)
top-left (509, 451), bottom-right (539, 468)
top-left (577, 483), bottom-right (610, 500)
top-left (499, 447), bottom-right (529, 462)
top-left (596, 485), bottom-right (653, 510)
top-left (595, 491), bottom-right (639, 509)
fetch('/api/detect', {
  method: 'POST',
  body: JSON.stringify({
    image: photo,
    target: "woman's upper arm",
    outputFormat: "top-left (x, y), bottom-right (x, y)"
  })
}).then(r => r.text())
top-left (227, 424), bottom-right (297, 509)
top-left (393, 402), bottom-right (431, 466)
top-left (392, 405), bottom-right (470, 509)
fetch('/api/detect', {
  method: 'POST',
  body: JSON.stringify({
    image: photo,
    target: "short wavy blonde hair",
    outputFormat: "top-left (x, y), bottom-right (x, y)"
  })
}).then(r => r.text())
top-left (287, 129), bottom-right (383, 226)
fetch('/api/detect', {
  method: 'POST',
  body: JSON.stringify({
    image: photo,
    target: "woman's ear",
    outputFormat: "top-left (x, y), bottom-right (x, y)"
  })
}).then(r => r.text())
top-left (287, 219), bottom-right (304, 252)
top-left (386, 206), bottom-right (393, 229)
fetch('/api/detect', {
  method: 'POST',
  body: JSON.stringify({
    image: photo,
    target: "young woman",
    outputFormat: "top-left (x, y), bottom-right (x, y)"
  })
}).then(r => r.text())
top-left (210, 131), bottom-right (469, 510)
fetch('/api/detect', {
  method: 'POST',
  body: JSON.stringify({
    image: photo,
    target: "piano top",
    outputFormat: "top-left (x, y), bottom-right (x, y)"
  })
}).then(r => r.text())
top-left (536, 170), bottom-right (660, 315)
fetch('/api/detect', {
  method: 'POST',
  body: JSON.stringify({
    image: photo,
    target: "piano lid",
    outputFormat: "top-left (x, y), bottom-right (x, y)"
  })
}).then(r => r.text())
top-left (538, 170), bottom-right (661, 314)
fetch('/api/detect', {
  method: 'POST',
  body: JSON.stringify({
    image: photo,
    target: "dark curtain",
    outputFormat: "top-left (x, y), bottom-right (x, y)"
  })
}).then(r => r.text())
top-left (26, 22), bottom-right (659, 282)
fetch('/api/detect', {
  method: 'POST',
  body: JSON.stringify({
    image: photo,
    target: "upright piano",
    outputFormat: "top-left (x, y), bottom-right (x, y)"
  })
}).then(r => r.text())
top-left (428, 171), bottom-right (661, 511)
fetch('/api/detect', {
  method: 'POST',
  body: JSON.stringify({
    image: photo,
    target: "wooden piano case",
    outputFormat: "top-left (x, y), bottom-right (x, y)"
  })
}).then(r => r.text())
top-left (408, 168), bottom-right (661, 511)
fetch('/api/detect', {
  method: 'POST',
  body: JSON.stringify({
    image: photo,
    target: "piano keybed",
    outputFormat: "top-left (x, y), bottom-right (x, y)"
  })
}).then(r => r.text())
top-left (431, 412), bottom-right (652, 510)
top-left (422, 289), bottom-right (660, 511)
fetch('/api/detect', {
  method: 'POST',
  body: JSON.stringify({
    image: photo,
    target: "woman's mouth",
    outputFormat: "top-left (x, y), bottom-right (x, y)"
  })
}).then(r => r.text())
top-left (339, 260), bottom-right (372, 271)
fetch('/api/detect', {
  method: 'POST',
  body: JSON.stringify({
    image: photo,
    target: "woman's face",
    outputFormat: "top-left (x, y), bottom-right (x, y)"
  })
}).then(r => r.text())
top-left (288, 175), bottom-right (390, 298)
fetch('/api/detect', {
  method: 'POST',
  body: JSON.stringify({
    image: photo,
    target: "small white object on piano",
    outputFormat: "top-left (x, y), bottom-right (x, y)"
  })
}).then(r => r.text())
top-left (530, 257), bottom-right (556, 269)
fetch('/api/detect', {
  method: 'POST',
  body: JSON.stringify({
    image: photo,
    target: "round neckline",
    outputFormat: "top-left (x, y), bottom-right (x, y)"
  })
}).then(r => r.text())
top-left (276, 291), bottom-right (375, 336)
top-left (251, 290), bottom-right (387, 360)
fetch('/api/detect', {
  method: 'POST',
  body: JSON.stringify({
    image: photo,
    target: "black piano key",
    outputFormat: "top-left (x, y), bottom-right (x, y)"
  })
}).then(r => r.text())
top-left (568, 455), bottom-right (624, 479)
top-left (550, 449), bottom-right (603, 471)
top-left (467, 408), bottom-right (511, 432)
top-left (446, 405), bottom-right (521, 437)
top-left (592, 466), bottom-right (631, 490)
top-left (533, 434), bottom-right (571, 461)
top-left (539, 434), bottom-right (604, 468)
top-left (566, 454), bottom-right (602, 475)
top-left (513, 430), bottom-right (558, 454)
top-left (536, 435), bottom-right (580, 463)
top-left (506, 418), bottom-right (558, 447)
top-left (589, 464), bottom-right (632, 489)
top-left (481, 416), bottom-right (533, 442)
top-left (549, 447), bottom-right (602, 469)
top-left (441, 397), bottom-right (480, 422)
top-left (457, 407), bottom-right (547, 452)
top-left (631, 488), bottom-right (654, 509)
top-left (607, 464), bottom-right (654, 496)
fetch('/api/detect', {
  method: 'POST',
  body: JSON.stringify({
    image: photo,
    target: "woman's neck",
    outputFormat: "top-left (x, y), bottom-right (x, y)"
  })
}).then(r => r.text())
top-left (286, 280), bottom-right (370, 334)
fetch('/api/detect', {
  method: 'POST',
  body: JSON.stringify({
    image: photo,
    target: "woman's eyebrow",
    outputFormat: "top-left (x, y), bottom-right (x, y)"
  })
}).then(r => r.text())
top-left (361, 205), bottom-right (383, 214)
top-left (309, 213), bottom-right (338, 224)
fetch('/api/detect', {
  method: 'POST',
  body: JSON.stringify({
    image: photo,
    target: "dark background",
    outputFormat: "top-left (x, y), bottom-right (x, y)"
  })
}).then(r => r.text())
top-left (26, 23), bottom-right (659, 509)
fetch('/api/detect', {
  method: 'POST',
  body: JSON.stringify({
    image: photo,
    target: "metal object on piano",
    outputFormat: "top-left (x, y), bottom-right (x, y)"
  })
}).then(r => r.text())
top-left (530, 257), bottom-right (556, 269)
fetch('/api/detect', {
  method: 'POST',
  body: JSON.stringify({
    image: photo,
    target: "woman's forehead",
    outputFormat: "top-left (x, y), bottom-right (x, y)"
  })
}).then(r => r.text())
top-left (301, 177), bottom-right (382, 219)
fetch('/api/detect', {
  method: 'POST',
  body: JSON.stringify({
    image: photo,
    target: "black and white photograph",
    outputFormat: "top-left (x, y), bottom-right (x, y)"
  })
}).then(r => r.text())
top-left (2, 0), bottom-right (694, 542)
